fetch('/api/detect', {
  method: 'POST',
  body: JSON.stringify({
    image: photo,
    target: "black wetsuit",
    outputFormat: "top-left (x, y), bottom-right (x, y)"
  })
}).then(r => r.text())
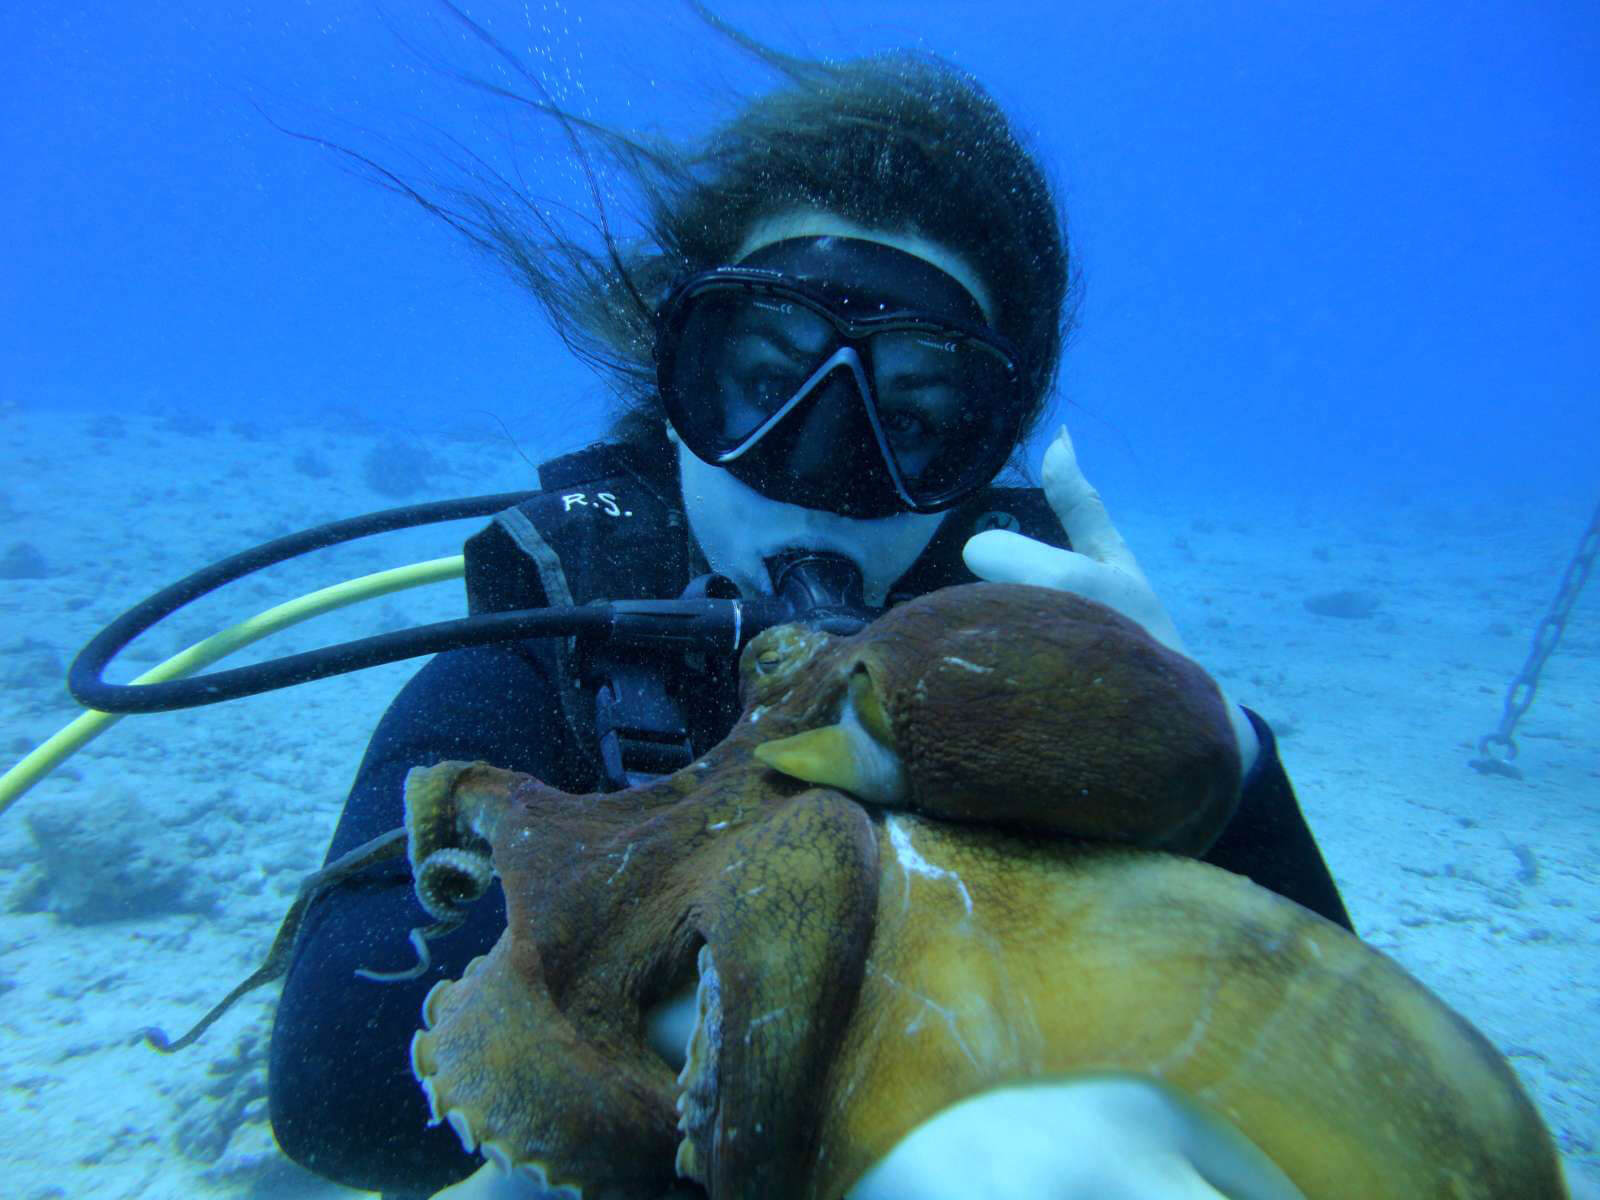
top-left (268, 443), bottom-right (1353, 1197)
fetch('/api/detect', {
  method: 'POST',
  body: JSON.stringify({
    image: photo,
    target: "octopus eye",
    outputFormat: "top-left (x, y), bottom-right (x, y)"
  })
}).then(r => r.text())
top-left (757, 648), bottom-right (782, 672)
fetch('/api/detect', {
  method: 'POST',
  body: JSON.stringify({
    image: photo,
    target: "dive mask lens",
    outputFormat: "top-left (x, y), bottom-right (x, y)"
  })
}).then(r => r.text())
top-left (656, 242), bottom-right (1028, 515)
top-left (661, 285), bottom-right (841, 460)
top-left (862, 327), bottom-right (1022, 509)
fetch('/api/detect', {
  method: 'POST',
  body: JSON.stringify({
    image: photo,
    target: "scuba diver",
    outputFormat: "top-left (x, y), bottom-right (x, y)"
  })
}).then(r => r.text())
top-left (260, 35), bottom-right (1353, 1200)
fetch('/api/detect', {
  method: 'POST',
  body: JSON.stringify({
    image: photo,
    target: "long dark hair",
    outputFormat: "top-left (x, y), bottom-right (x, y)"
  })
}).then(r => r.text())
top-left (332, 4), bottom-right (1074, 468)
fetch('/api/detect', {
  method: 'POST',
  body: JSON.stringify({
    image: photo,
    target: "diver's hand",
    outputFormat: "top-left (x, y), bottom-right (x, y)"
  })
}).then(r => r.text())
top-left (962, 426), bottom-right (1259, 776)
top-left (964, 425), bottom-right (1185, 650)
top-left (848, 1078), bottom-right (1303, 1200)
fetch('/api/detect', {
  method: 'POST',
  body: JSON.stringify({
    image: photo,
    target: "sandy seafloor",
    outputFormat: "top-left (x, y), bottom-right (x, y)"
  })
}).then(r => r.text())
top-left (1, 406), bottom-right (1595, 1200)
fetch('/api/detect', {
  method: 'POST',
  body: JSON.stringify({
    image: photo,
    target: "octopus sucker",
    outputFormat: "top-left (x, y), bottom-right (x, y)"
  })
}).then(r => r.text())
top-left (673, 943), bottom-right (723, 1185)
top-left (445, 1107), bottom-right (476, 1154)
top-left (411, 1030), bottom-right (437, 1084)
top-left (419, 978), bottom-right (454, 1030)
top-left (414, 847), bottom-right (496, 921)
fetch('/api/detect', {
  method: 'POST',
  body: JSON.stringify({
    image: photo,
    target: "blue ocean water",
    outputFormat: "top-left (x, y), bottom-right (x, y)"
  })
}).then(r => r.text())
top-left (3, 2), bottom-right (1597, 1197)
top-left (8, 1), bottom-right (1596, 505)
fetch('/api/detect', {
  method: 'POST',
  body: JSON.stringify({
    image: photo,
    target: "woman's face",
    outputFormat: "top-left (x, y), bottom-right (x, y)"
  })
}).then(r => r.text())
top-left (670, 211), bottom-right (1001, 604)
top-left (676, 210), bottom-right (1010, 517)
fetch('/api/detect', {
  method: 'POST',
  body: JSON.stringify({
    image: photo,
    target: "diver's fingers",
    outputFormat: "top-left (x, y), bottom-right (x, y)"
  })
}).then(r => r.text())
top-left (1040, 426), bottom-right (1141, 573)
top-left (963, 530), bottom-right (1164, 629)
top-left (962, 529), bottom-right (1088, 591)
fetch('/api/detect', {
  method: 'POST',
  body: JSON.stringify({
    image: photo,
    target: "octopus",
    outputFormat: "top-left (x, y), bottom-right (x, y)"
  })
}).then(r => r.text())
top-left (388, 582), bottom-right (1565, 1199)
top-left (147, 582), bottom-right (1566, 1197)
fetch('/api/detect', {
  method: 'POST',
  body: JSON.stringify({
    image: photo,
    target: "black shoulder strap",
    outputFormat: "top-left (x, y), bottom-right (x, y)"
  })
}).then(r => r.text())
top-left (463, 442), bottom-right (690, 616)
top-left (463, 443), bottom-right (702, 788)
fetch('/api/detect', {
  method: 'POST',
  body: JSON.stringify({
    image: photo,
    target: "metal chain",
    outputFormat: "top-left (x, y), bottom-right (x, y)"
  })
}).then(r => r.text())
top-left (1470, 496), bottom-right (1600, 778)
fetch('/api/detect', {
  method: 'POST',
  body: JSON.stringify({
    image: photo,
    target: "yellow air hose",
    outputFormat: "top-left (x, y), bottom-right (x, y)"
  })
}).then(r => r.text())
top-left (0, 554), bottom-right (466, 818)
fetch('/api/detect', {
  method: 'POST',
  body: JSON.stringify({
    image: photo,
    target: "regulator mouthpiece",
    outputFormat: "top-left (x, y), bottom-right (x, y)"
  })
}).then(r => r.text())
top-left (764, 550), bottom-right (875, 636)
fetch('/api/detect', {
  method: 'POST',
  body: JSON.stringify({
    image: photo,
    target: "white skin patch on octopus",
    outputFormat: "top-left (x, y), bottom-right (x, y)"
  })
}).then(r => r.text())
top-left (940, 656), bottom-right (993, 673)
top-left (887, 814), bottom-right (973, 917)
top-left (870, 963), bottom-right (980, 1069)
top-left (606, 843), bottom-right (635, 884)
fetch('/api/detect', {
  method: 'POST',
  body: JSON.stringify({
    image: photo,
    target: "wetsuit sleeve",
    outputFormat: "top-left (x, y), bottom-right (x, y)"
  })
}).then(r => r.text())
top-left (1201, 708), bottom-right (1354, 932)
top-left (268, 642), bottom-right (592, 1197)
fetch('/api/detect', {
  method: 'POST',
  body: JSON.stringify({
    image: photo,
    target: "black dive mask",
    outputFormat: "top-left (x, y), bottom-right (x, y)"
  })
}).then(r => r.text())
top-left (656, 236), bottom-right (1028, 518)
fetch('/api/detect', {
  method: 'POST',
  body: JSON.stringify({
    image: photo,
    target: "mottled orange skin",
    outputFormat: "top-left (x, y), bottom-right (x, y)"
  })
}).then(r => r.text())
top-left (401, 583), bottom-right (1564, 1200)
top-left (762, 583), bottom-right (1243, 850)
top-left (806, 821), bottom-right (1566, 1200)
top-left (411, 769), bottom-right (876, 1200)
